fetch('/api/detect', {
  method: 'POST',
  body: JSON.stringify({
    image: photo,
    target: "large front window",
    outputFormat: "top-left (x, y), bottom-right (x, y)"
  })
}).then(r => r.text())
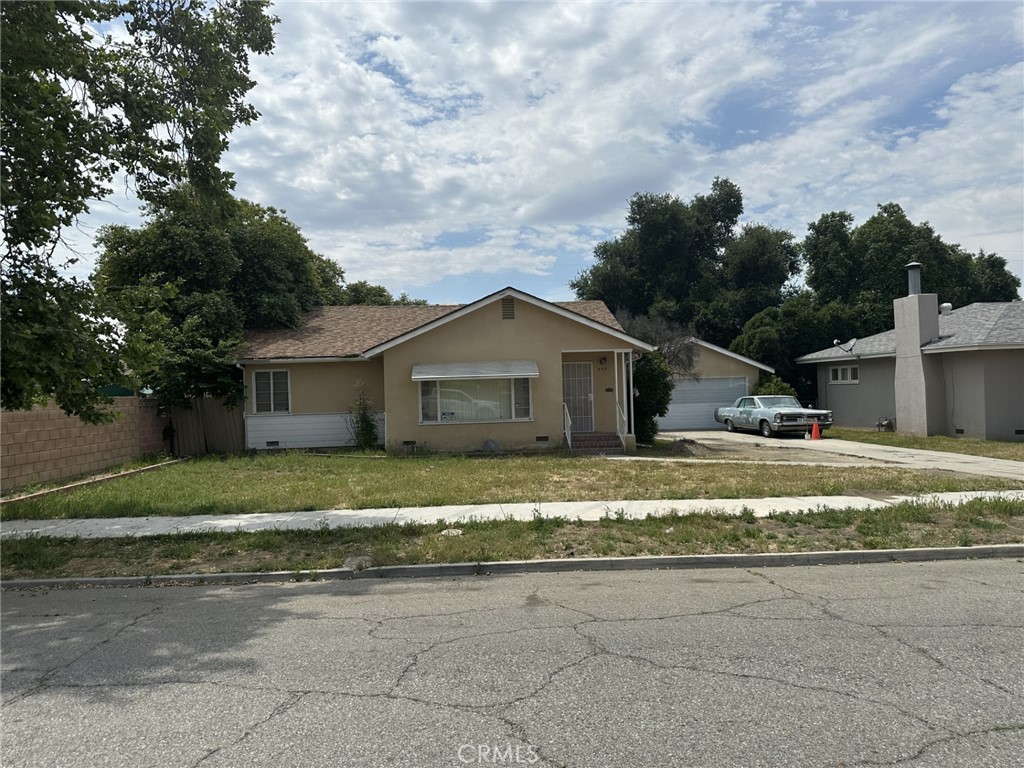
top-left (419, 378), bottom-right (532, 423)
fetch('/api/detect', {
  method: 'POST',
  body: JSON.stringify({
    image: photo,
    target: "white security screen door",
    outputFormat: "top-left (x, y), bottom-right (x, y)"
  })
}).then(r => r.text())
top-left (562, 362), bottom-right (594, 432)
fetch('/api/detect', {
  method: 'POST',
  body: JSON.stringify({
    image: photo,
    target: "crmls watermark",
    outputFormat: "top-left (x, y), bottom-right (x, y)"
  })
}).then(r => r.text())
top-left (457, 744), bottom-right (540, 764)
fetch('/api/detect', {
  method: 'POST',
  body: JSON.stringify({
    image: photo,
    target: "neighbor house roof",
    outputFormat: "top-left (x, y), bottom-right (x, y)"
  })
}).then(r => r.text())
top-left (795, 302), bottom-right (1024, 364)
top-left (239, 288), bottom-right (636, 362)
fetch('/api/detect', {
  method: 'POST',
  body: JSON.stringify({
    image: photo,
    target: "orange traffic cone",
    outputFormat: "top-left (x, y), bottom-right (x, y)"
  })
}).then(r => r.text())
top-left (811, 421), bottom-right (821, 440)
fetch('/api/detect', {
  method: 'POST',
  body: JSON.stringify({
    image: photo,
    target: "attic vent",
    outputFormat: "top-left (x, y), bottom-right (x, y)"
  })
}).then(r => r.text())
top-left (501, 296), bottom-right (515, 320)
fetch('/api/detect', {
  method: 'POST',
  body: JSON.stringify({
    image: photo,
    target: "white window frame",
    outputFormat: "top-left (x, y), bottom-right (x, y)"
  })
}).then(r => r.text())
top-left (253, 369), bottom-right (291, 414)
top-left (419, 377), bottom-right (533, 425)
top-left (829, 365), bottom-right (859, 385)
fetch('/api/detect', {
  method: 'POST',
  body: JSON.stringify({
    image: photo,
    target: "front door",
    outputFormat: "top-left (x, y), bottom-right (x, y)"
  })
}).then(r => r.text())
top-left (562, 362), bottom-right (594, 432)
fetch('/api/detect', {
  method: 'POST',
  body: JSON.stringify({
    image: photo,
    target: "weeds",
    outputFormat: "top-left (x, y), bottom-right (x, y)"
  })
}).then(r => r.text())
top-left (1, 498), bottom-right (1021, 580)
top-left (4, 452), bottom-right (1015, 522)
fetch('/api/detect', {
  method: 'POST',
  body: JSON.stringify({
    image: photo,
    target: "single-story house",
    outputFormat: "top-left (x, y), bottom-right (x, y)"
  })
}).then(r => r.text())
top-left (795, 263), bottom-right (1023, 441)
top-left (238, 287), bottom-right (655, 454)
top-left (656, 340), bottom-right (775, 431)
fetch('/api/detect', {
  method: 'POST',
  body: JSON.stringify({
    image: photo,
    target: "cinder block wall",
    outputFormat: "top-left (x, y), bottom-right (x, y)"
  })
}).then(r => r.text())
top-left (1, 398), bottom-right (168, 491)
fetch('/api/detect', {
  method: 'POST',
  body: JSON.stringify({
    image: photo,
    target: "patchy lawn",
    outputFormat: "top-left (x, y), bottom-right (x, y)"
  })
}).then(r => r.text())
top-left (1, 451), bottom-right (1017, 521)
top-left (2, 498), bottom-right (1021, 580)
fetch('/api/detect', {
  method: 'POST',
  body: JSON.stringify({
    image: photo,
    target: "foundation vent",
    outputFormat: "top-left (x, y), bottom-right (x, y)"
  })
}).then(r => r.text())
top-left (501, 296), bottom-right (515, 320)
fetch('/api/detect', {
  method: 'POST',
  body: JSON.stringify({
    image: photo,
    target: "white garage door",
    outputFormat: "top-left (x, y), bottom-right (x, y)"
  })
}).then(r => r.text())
top-left (657, 376), bottom-right (748, 431)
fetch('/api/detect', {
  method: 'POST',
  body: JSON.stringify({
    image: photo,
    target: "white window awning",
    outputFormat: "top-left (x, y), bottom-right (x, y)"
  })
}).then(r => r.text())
top-left (411, 360), bottom-right (540, 380)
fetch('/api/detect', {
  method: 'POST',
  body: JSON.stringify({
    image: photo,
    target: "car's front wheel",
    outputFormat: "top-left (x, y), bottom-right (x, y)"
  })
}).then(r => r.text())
top-left (725, 419), bottom-right (735, 433)
top-left (759, 420), bottom-right (774, 438)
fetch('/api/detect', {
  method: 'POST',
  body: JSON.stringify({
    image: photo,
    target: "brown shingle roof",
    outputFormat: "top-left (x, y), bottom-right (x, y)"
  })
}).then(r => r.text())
top-left (557, 300), bottom-right (624, 330)
top-left (241, 297), bottom-right (624, 361)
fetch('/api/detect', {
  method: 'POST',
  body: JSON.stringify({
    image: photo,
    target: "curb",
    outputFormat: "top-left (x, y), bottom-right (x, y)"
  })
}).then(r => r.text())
top-left (3, 543), bottom-right (1022, 590)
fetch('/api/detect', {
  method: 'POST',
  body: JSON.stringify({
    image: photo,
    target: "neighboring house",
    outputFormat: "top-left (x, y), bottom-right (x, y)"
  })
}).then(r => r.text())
top-left (656, 340), bottom-right (774, 431)
top-left (795, 263), bottom-right (1024, 441)
top-left (238, 287), bottom-right (655, 453)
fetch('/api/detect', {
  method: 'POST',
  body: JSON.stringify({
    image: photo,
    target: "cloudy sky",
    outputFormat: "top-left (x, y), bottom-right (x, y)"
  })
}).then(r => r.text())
top-left (78, 0), bottom-right (1024, 304)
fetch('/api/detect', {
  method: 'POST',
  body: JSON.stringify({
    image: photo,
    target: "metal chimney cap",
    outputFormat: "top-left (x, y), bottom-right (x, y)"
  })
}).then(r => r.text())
top-left (905, 262), bottom-right (922, 295)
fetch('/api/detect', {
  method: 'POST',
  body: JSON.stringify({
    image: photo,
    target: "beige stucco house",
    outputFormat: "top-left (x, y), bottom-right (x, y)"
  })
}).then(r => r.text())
top-left (238, 288), bottom-right (655, 454)
top-left (796, 264), bottom-right (1024, 441)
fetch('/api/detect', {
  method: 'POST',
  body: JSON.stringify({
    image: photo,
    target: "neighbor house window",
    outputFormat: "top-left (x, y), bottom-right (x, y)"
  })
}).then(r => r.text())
top-left (829, 365), bottom-right (859, 384)
top-left (419, 378), bottom-right (532, 423)
top-left (254, 370), bottom-right (290, 413)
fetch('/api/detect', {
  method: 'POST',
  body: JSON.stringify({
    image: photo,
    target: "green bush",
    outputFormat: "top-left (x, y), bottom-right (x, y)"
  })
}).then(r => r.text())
top-left (753, 374), bottom-right (797, 396)
top-left (352, 387), bottom-right (379, 449)
top-left (633, 350), bottom-right (673, 443)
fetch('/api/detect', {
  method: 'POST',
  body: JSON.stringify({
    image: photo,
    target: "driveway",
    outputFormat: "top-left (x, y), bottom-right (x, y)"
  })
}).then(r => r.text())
top-left (2, 560), bottom-right (1022, 767)
top-left (662, 430), bottom-right (1024, 481)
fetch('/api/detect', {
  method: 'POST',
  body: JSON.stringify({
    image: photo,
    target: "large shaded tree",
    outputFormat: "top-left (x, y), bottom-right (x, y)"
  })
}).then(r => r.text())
top-left (1, 0), bottom-right (277, 420)
top-left (571, 180), bottom-right (799, 348)
top-left (805, 203), bottom-right (1020, 320)
top-left (571, 179), bottom-right (744, 326)
top-left (94, 192), bottom-right (346, 407)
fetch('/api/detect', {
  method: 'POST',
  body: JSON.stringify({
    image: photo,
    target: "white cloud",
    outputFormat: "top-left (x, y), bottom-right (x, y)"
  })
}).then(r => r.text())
top-left (65, 1), bottom-right (1022, 301)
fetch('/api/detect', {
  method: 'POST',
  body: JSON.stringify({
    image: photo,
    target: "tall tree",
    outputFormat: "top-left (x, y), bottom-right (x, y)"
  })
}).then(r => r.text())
top-left (692, 223), bottom-right (800, 347)
top-left (1, 0), bottom-right (277, 420)
top-left (95, 192), bottom-right (345, 407)
top-left (571, 178), bottom-right (744, 326)
top-left (571, 180), bottom-right (798, 348)
top-left (803, 211), bottom-right (857, 304)
top-left (967, 251), bottom-right (1022, 302)
top-left (804, 203), bottom-right (1020, 320)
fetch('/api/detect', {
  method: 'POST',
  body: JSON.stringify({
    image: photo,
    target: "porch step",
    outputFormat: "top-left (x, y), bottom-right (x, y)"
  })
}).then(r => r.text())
top-left (570, 432), bottom-right (624, 456)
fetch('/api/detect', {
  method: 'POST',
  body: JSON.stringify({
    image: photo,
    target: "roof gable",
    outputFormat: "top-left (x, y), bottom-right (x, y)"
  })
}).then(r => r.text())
top-left (361, 287), bottom-right (653, 356)
top-left (240, 288), bottom-right (652, 362)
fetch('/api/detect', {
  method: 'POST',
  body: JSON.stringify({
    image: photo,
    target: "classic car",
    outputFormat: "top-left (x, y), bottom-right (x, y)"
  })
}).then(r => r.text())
top-left (714, 395), bottom-right (833, 437)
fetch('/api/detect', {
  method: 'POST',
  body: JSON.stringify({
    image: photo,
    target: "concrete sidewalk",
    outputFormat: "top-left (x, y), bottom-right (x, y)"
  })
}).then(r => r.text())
top-left (2, 489), bottom-right (1022, 540)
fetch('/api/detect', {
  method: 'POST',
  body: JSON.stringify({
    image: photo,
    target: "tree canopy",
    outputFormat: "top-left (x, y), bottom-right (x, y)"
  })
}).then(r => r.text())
top-left (94, 191), bottom-right (347, 408)
top-left (1, 0), bottom-right (277, 420)
top-left (571, 179), bottom-right (800, 348)
top-left (338, 280), bottom-right (428, 306)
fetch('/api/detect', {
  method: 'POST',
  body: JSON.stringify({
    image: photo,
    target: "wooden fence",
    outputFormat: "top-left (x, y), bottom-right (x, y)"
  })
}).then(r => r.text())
top-left (168, 398), bottom-right (245, 456)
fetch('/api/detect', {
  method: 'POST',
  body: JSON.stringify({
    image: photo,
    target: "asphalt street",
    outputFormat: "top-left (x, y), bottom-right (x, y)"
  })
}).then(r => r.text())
top-left (2, 560), bottom-right (1023, 767)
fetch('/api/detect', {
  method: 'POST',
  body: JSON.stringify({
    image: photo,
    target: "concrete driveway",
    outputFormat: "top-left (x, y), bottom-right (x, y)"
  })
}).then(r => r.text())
top-left (3, 560), bottom-right (1022, 767)
top-left (663, 430), bottom-right (1024, 481)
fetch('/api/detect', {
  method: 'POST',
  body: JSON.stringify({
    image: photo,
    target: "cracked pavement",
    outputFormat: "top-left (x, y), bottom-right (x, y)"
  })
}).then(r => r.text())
top-left (2, 560), bottom-right (1022, 767)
